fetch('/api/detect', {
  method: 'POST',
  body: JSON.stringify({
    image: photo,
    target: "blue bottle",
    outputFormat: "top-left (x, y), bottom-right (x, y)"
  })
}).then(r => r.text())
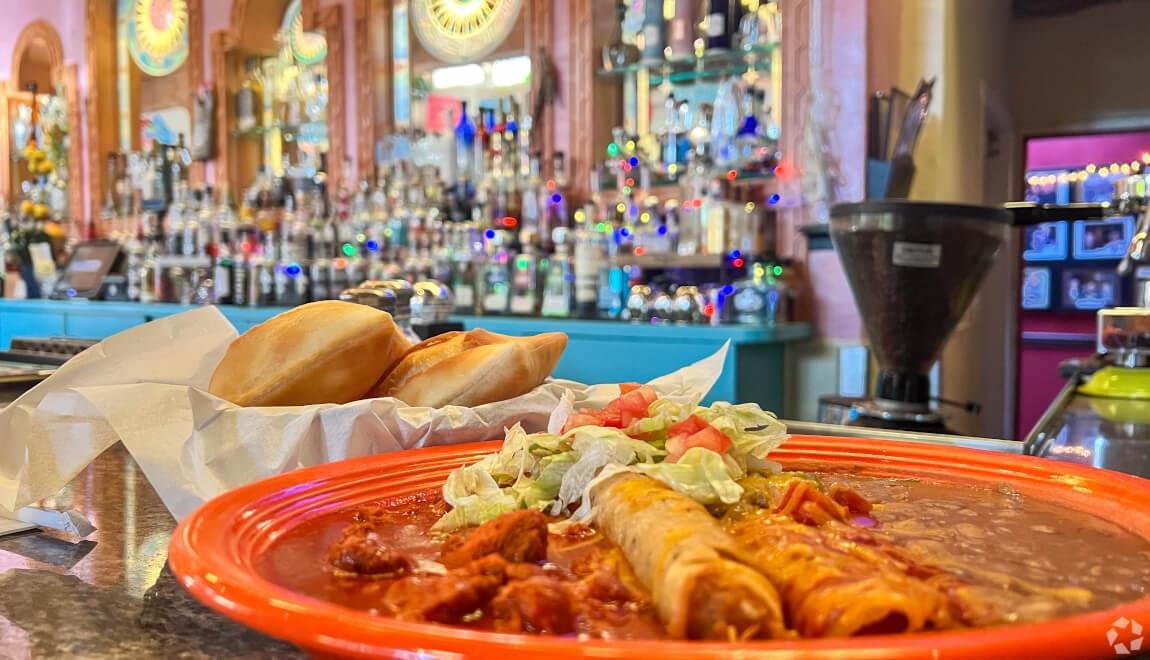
top-left (454, 101), bottom-right (476, 181)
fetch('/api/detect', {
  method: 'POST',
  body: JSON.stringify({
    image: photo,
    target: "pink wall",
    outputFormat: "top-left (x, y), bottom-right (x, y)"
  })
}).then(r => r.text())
top-left (0, 3), bottom-right (86, 81)
top-left (779, 0), bottom-right (868, 343)
top-left (1026, 130), bottom-right (1150, 171)
top-left (0, 3), bottom-right (90, 226)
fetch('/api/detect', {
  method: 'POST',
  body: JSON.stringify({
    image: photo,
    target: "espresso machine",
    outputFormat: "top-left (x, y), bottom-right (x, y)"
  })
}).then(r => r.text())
top-left (828, 201), bottom-right (1013, 434)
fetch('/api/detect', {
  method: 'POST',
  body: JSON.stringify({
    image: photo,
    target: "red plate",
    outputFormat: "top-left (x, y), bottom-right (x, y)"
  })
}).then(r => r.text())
top-left (168, 435), bottom-right (1150, 659)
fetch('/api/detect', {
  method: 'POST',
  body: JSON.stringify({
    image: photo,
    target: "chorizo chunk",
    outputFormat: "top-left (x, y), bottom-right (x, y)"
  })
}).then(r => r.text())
top-left (441, 510), bottom-right (548, 568)
top-left (383, 574), bottom-right (503, 623)
top-left (327, 523), bottom-right (414, 576)
top-left (491, 576), bottom-right (575, 634)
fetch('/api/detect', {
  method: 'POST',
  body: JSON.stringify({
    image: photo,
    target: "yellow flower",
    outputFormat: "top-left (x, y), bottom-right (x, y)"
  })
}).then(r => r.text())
top-left (36, 160), bottom-right (54, 175)
top-left (43, 221), bottom-right (65, 238)
top-left (32, 203), bottom-right (50, 219)
top-left (19, 200), bottom-right (34, 216)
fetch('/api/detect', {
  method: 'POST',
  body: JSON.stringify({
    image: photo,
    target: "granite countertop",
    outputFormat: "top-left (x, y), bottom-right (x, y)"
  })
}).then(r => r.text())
top-left (0, 445), bottom-right (304, 659)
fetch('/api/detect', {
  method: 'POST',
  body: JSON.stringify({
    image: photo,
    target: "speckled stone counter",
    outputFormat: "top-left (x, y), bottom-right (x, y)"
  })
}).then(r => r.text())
top-left (0, 445), bottom-right (304, 659)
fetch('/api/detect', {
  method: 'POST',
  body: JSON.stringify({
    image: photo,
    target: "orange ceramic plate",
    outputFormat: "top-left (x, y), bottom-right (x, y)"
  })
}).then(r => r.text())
top-left (168, 435), bottom-right (1150, 659)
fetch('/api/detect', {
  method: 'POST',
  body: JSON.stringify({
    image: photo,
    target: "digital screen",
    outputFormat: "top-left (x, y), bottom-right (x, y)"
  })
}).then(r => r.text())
top-left (1061, 268), bottom-right (1120, 311)
top-left (1072, 216), bottom-right (1135, 260)
top-left (1023, 221), bottom-right (1068, 262)
top-left (1021, 267), bottom-right (1052, 310)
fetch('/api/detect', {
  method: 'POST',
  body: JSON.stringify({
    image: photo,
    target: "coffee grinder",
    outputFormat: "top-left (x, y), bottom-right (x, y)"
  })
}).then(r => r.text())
top-left (828, 201), bottom-right (1013, 434)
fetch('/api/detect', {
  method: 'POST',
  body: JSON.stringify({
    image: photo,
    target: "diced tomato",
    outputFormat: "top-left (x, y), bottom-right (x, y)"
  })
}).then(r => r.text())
top-left (563, 406), bottom-right (624, 432)
top-left (616, 385), bottom-right (657, 426)
top-left (685, 426), bottom-right (732, 455)
top-left (596, 405), bottom-right (623, 428)
top-left (564, 384), bottom-right (659, 433)
top-left (563, 411), bottom-right (608, 432)
top-left (665, 415), bottom-right (733, 462)
top-left (667, 414), bottom-right (709, 438)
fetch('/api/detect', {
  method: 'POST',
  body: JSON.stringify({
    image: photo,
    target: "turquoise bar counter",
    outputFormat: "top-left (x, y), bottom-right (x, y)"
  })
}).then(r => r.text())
top-left (0, 300), bottom-right (810, 411)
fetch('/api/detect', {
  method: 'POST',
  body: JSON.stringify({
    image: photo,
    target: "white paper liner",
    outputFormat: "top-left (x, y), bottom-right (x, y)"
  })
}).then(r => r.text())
top-left (0, 306), bottom-right (730, 522)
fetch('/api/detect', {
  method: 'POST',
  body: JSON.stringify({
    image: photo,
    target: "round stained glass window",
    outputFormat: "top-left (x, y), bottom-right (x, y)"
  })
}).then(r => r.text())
top-left (411, 0), bottom-right (524, 64)
top-left (125, 0), bottom-right (190, 76)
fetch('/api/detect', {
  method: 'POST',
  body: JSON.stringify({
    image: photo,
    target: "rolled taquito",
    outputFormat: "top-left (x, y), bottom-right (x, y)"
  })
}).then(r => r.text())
top-left (589, 471), bottom-right (787, 640)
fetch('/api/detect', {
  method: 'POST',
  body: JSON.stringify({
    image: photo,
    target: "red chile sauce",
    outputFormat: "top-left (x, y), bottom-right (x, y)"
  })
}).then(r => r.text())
top-left (254, 473), bottom-right (1150, 638)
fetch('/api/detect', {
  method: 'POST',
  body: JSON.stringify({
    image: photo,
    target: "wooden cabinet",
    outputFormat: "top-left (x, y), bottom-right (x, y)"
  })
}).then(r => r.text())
top-left (210, 0), bottom-right (346, 197)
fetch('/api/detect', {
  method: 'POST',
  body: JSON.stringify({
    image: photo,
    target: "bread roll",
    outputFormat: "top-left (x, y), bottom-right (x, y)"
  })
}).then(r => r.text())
top-left (209, 300), bottom-right (411, 407)
top-left (370, 329), bottom-right (567, 407)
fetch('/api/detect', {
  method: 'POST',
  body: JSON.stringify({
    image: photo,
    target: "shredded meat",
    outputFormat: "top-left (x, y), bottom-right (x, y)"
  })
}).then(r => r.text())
top-left (568, 553), bottom-right (638, 604)
top-left (774, 480), bottom-right (851, 526)
top-left (327, 522), bottom-right (414, 576)
top-left (441, 510), bottom-right (548, 568)
top-left (829, 483), bottom-right (873, 515)
top-left (383, 573), bottom-right (504, 623)
top-left (381, 553), bottom-right (559, 625)
top-left (491, 577), bottom-right (576, 634)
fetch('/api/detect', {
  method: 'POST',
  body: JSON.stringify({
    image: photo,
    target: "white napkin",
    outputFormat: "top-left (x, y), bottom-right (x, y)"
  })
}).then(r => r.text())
top-left (0, 306), bottom-right (730, 522)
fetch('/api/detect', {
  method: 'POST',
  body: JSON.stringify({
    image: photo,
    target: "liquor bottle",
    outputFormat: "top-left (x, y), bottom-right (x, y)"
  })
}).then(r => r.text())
top-left (197, 187), bottom-right (215, 255)
top-left (173, 133), bottom-right (192, 185)
top-left (541, 227), bottom-right (576, 317)
top-left (503, 98), bottom-right (520, 184)
top-left (520, 153), bottom-right (543, 247)
top-left (735, 88), bottom-right (761, 167)
top-left (182, 188), bottom-right (202, 257)
top-left (481, 230), bottom-right (511, 314)
top-left (665, 0), bottom-right (696, 58)
top-left (700, 179), bottom-right (729, 255)
top-left (328, 254), bottom-right (351, 297)
top-left (455, 101), bottom-right (476, 182)
top-left (472, 108), bottom-right (489, 184)
top-left (509, 245), bottom-right (543, 315)
top-left (676, 99), bottom-right (694, 165)
top-left (662, 93), bottom-right (681, 173)
top-left (711, 76), bottom-right (741, 167)
top-left (597, 250), bottom-right (625, 319)
top-left (640, 0), bottom-right (665, 61)
top-left (308, 256), bottom-right (330, 302)
top-left (144, 143), bottom-right (166, 206)
top-left (165, 188), bottom-right (185, 256)
top-left (237, 58), bottom-right (261, 132)
top-left (542, 152), bottom-right (570, 252)
top-left (450, 223), bottom-right (478, 313)
top-left (698, 0), bottom-right (746, 52)
top-left (573, 215), bottom-right (606, 318)
top-left (213, 191), bottom-right (237, 305)
top-left (125, 226), bottom-right (144, 302)
top-left (99, 191), bottom-right (116, 240)
top-left (138, 242), bottom-right (157, 304)
top-left (602, 1), bottom-right (641, 70)
top-left (678, 152), bottom-right (707, 255)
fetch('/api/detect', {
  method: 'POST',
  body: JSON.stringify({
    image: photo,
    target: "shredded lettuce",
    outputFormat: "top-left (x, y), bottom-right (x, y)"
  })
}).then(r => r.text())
top-left (509, 451), bottom-right (576, 508)
top-left (433, 463), bottom-right (520, 531)
top-left (550, 426), bottom-right (667, 514)
top-left (621, 398), bottom-right (695, 441)
top-left (433, 397), bottom-right (788, 531)
top-left (633, 447), bottom-right (744, 506)
top-left (694, 400), bottom-right (786, 469)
